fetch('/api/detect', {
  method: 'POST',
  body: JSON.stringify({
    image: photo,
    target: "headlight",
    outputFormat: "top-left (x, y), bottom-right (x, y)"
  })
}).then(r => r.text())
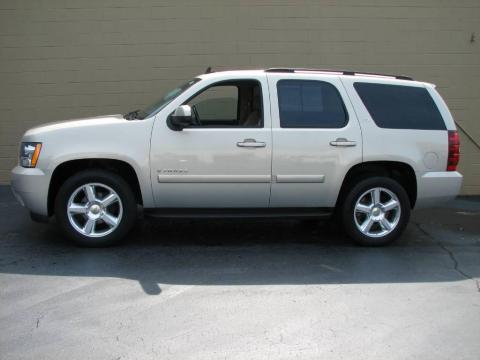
top-left (20, 142), bottom-right (42, 168)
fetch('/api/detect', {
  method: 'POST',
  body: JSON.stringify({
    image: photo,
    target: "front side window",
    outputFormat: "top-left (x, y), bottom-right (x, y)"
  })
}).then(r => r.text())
top-left (185, 80), bottom-right (263, 127)
top-left (277, 80), bottom-right (348, 128)
top-left (353, 82), bottom-right (446, 130)
top-left (190, 85), bottom-right (238, 122)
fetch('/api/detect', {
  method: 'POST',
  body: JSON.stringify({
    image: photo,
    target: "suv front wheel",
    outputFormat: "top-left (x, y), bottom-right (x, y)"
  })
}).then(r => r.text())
top-left (341, 176), bottom-right (411, 246)
top-left (55, 170), bottom-right (137, 247)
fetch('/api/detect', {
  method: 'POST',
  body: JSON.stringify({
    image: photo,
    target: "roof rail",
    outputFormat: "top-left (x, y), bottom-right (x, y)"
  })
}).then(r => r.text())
top-left (265, 68), bottom-right (413, 81)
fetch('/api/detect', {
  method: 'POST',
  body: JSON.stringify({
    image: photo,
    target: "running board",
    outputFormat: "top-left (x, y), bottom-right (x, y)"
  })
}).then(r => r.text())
top-left (144, 208), bottom-right (333, 219)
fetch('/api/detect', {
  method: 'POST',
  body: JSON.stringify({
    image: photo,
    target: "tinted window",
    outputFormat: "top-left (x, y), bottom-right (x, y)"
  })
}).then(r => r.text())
top-left (191, 86), bottom-right (238, 121)
top-left (134, 78), bottom-right (200, 119)
top-left (354, 82), bottom-right (445, 130)
top-left (277, 80), bottom-right (348, 128)
top-left (185, 80), bottom-right (263, 127)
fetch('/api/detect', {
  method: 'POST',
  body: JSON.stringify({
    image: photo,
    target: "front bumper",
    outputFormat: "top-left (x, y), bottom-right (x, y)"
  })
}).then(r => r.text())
top-left (10, 166), bottom-right (50, 216)
top-left (415, 171), bottom-right (463, 209)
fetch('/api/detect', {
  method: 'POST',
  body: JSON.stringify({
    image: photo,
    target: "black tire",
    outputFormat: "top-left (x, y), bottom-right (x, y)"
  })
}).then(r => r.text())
top-left (55, 170), bottom-right (137, 247)
top-left (340, 176), bottom-right (411, 246)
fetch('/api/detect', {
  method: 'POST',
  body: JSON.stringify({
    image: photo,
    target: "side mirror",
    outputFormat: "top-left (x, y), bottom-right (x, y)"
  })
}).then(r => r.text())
top-left (168, 105), bottom-right (194, 131)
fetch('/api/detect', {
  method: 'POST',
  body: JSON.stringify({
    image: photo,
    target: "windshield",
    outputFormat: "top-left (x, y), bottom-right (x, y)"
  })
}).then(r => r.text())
top-left (124, 78), bottom-right (201, 120)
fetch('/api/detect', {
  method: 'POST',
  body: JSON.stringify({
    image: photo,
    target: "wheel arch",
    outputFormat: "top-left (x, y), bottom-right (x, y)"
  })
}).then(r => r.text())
top-left (48, 158), bottom-right (144, 216)
top-left (336, 161), bottom-right (417, 209)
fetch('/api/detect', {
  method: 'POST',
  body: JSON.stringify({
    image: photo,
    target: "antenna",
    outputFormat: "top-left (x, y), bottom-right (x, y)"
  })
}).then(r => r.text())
top-left (205, 67), bottom-right (212, 74)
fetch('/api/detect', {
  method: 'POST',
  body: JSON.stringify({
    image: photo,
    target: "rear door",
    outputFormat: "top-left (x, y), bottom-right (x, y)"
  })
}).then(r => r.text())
top-left (267, 72), bottom-right (363, 207)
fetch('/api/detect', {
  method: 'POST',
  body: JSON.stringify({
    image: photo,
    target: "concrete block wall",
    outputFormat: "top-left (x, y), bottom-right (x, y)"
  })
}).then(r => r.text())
top-left (1, 0), bottom-right (479, 193)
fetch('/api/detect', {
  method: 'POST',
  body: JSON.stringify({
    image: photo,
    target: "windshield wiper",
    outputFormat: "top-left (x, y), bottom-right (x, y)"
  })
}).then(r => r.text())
top-left (124, 109), bottom-right (140, 120)
top-left (124, 109), bottom-right (148, 120)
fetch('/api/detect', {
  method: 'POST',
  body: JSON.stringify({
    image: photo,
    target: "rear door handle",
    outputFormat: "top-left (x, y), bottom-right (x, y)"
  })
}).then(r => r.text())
top-left (237, 139), bottom-right (266, 148)
top-left (330, 138), bottom-right (357, 147)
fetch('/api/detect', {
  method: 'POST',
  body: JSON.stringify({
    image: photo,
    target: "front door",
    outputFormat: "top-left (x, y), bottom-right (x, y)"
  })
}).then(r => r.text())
top-left (150, 76), bottom-right (272, 208)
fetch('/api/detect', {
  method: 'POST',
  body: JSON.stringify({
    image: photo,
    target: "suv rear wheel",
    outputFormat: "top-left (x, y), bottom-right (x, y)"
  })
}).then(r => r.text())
top-left (55, 170), bottom-right (137, 247)
top-left (341, 176), bottom-right (411, 246)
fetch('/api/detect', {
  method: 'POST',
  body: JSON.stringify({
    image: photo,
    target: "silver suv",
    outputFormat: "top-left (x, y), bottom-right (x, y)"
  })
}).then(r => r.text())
top-left (10, 68), bottom-right (463, 247)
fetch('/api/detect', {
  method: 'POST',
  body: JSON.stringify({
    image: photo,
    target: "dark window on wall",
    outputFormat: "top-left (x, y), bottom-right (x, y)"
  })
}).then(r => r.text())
top-left (277, 80), bottom-right (348, 128)
top-left (353, 82), bottom-right (446, 130)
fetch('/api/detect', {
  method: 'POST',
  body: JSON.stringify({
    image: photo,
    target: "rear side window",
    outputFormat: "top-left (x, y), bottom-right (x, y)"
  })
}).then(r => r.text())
top-left (354, 82), bottom-right (445, 130)
top-left (277, 80), bottom-right (348, 128)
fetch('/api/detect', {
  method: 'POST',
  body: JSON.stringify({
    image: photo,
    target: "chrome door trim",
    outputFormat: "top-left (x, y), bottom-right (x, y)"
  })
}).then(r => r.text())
top-left (275, 175), bottom-right (325, 183)
top-left (158, 174), bottom-right (271, 183)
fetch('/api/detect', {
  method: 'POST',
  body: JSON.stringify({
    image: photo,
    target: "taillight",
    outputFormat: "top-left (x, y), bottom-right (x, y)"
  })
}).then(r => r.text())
top-left (447, 130), bottom-right (460, 171)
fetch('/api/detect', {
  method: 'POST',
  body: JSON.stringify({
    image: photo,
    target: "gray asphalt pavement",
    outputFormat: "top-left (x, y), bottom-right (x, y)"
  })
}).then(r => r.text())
top-left (1, 186), bottom-right (479, 360)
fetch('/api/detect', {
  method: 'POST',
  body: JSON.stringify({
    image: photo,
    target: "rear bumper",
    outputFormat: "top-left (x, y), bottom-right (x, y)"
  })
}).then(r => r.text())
top-left (10, 166), bottom-right (50, 216)
top-left (415, 171), bottom-right (463, 209)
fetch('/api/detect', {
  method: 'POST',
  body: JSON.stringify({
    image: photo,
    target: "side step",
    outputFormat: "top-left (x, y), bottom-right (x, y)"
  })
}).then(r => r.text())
top-left (143, 207), bottom-right (333, 219)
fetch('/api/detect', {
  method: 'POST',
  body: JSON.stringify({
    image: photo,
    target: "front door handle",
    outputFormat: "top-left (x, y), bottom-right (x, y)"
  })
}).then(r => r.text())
top-left (330, 138), bottom-right (357, 147)
top-left (237, 139), bottom-right (266, 148)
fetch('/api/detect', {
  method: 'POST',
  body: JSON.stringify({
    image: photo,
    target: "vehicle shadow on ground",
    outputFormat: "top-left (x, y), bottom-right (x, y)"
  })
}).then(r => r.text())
top-left (1, 188), bottom-right (479, 295)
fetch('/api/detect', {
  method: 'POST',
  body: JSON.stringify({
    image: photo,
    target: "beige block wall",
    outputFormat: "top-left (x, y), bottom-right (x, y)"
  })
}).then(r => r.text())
top-left (0, 0), bottom-right (479, 193)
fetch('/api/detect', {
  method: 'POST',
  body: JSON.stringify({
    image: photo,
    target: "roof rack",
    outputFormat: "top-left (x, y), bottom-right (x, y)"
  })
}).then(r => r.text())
top-left (265, 68), bottom-right (413, 81)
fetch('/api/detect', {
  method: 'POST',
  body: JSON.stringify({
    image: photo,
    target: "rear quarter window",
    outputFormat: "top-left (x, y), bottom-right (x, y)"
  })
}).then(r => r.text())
top-left (353, 82), bottom-right (446, 130)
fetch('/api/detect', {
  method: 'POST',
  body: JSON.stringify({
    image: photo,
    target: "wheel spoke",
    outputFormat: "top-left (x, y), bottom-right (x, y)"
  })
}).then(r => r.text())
top-left (101, 213), bottom-right (119, 228)
top-left (380, 217), bottom-right (393, 231)
top-left (67, 182), bottom-right (124, 238)
top-left (68, 203), bottom-right (88, 214)
top-left (83, 218), bottom-right (96, 235)
top-left (354, 187), bottom-right (402, 237)
top-left (356, 203), bottom-right (372, 214)
top-left (84, 185), bottom-right (96, 202)
top-left (382, 199), bottom-right (399, 212)
top-left (360, 217), bottom-right (375, 233)
top-left (100, 193), bottom-right (118, 208)
top-left (371, 188), bottom-right (381, 204)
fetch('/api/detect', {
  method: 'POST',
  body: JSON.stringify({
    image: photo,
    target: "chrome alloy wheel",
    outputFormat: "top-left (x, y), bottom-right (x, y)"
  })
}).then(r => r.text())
top-left (354, 187), bottom-right (401, 238)
top-left (67, 183), bottom-right (123, 238)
